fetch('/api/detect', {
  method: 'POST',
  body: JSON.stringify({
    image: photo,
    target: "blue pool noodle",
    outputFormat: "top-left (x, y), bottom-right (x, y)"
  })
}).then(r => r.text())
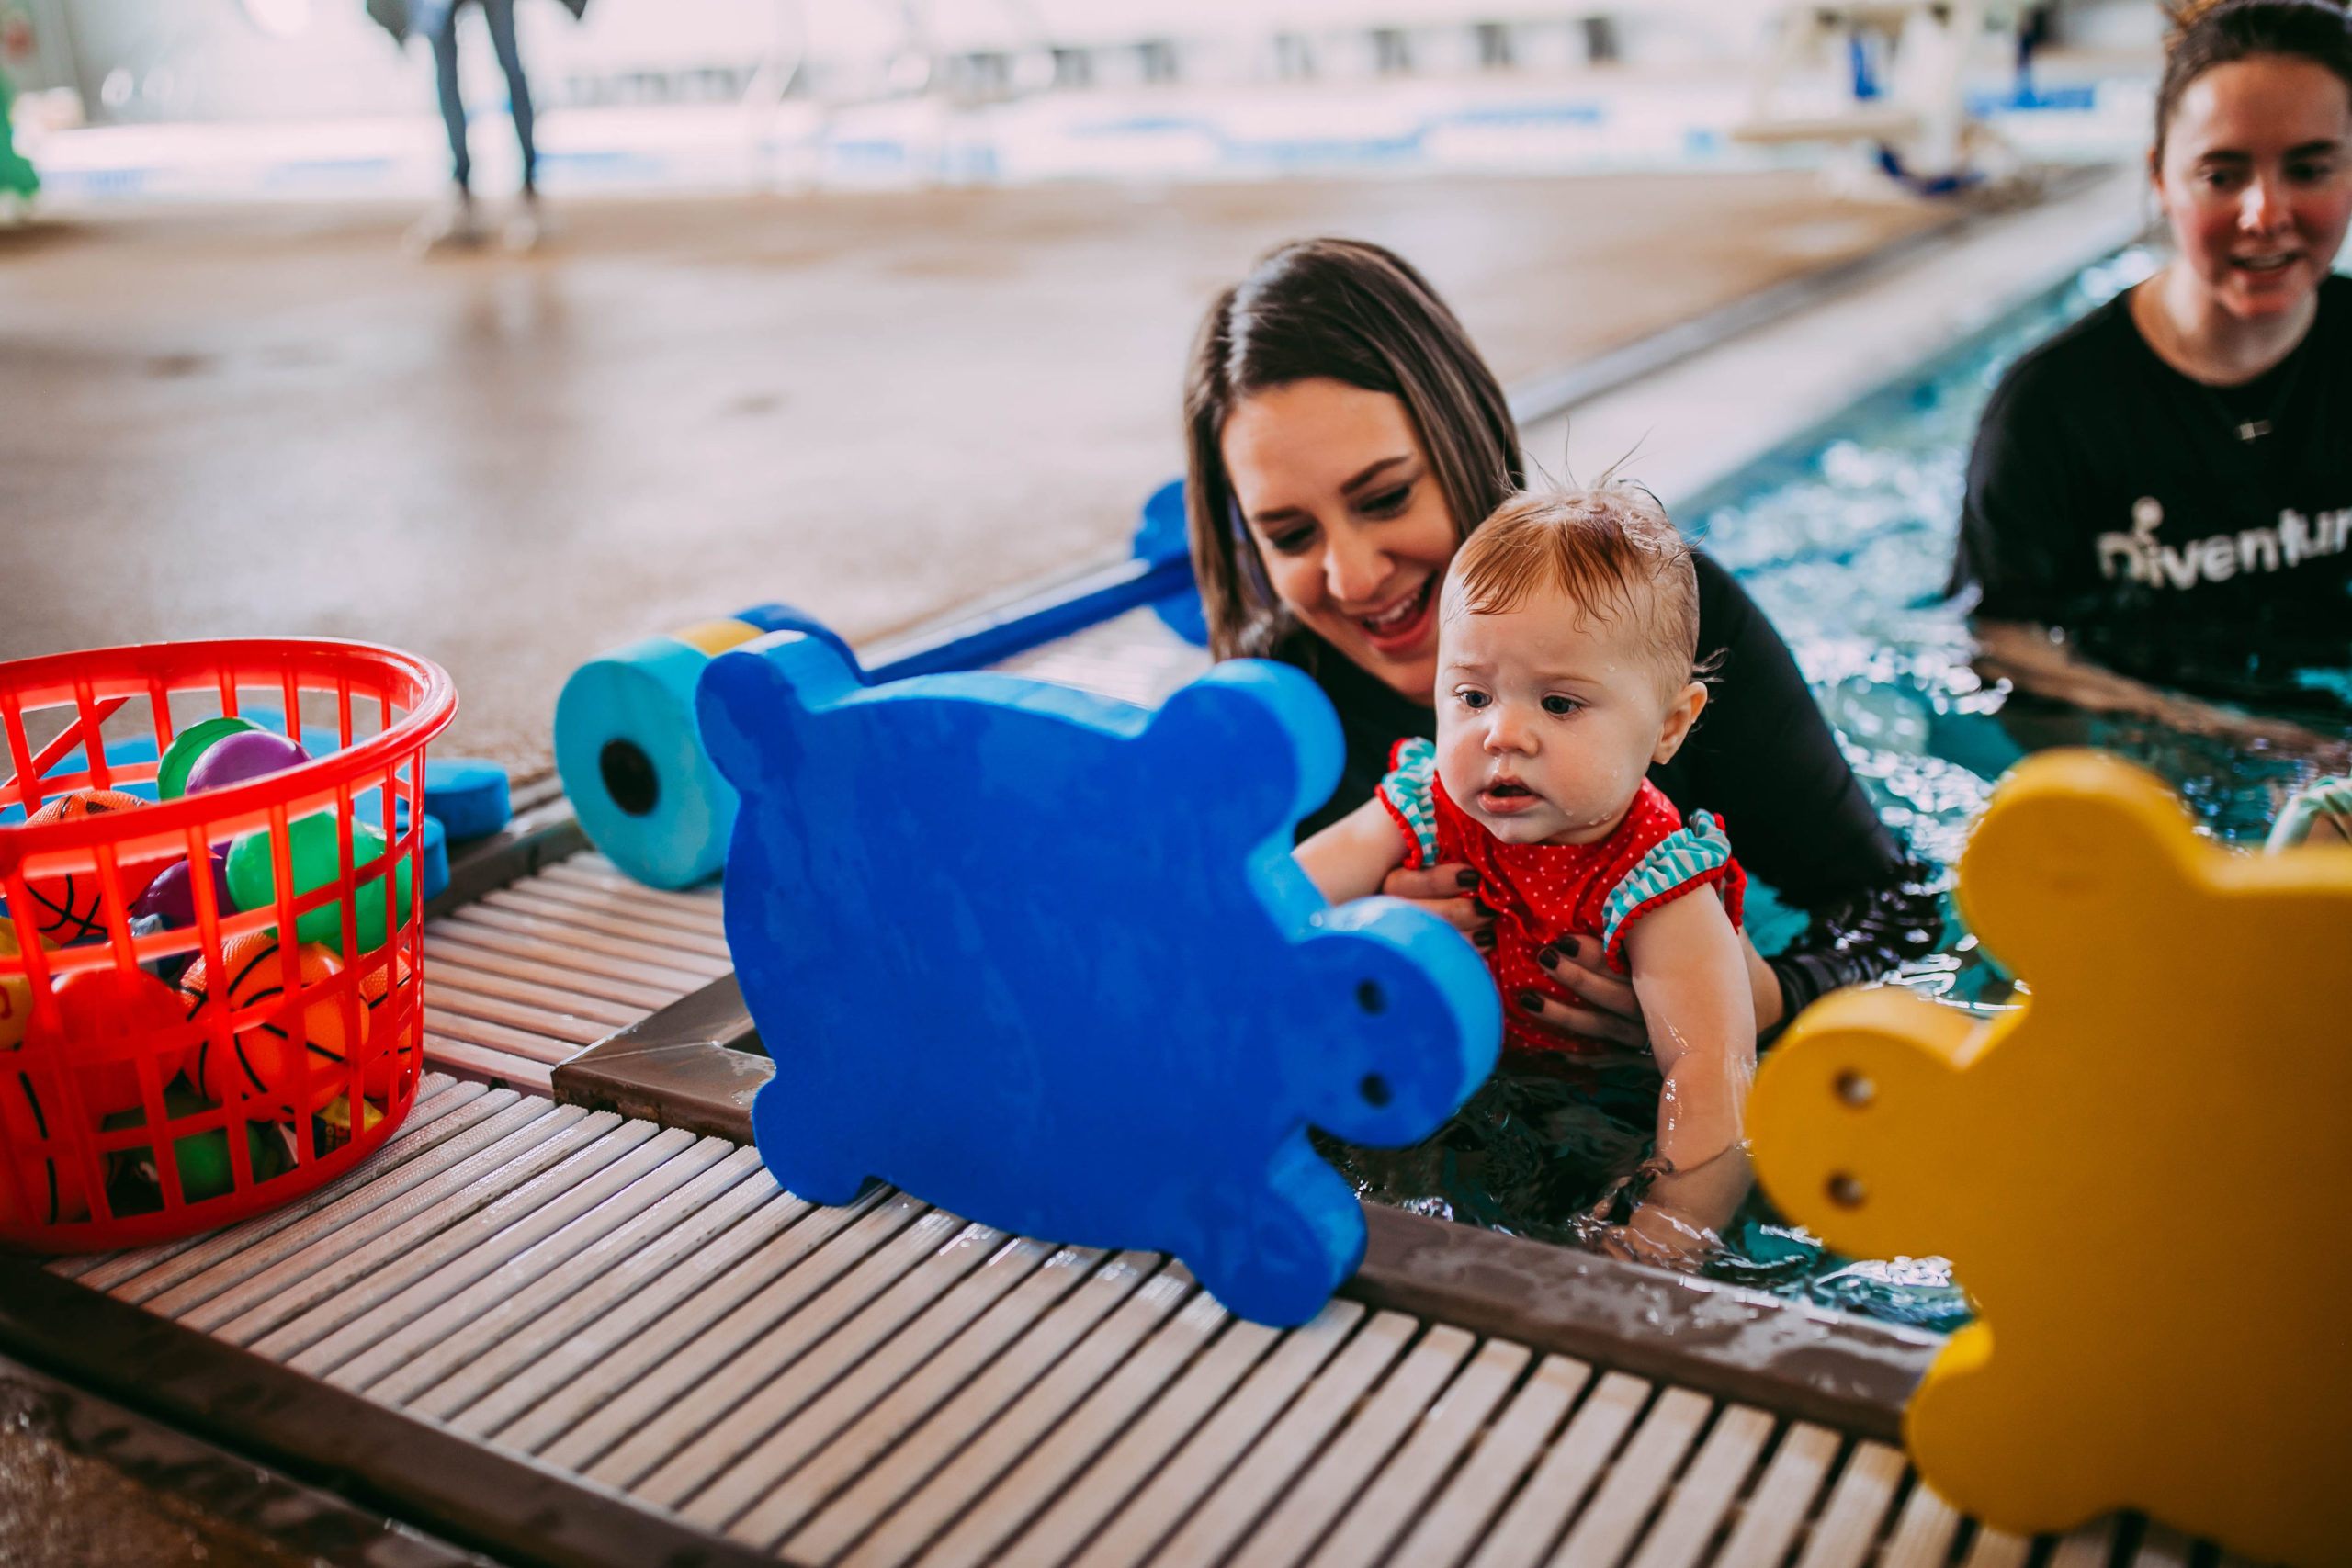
top-left (554, 604), bottom-right (852, 889)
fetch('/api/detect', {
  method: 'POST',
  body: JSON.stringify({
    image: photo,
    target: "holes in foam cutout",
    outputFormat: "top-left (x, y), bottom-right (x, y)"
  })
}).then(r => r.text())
top-left (1827, 1172), bottom-right (1868, 1208)
top-left (1359, 1073), bottom-right (1391, 1108)
top-left (1836, 1069), bottom-right (1876, 1108)
top-left (1354, 980), bottom-right (1385, 1015)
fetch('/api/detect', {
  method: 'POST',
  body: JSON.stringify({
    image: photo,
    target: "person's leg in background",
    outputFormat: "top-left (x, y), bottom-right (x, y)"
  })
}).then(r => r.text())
top-left (480, 0), bottom-right (546, 250)
top-left (406, 0), bottom-right (481, 253)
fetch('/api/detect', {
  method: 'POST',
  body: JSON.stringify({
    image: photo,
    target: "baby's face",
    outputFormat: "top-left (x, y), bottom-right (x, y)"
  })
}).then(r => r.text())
top-left (1434, 582), bottom-right (1697, 846)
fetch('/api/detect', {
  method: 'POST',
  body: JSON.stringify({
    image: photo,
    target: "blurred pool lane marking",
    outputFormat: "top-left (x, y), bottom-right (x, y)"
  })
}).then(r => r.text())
top-left (18, 70), bottom-right (2152, 209)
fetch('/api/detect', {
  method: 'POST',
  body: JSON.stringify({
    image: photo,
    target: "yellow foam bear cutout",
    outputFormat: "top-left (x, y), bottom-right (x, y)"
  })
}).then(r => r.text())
top-left (1750, 750), bottom-right (2351, 1567)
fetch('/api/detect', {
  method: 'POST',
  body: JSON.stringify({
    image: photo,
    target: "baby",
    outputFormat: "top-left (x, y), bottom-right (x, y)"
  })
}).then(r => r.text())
top-left (1296, 484), bottom-right (1756, 1265)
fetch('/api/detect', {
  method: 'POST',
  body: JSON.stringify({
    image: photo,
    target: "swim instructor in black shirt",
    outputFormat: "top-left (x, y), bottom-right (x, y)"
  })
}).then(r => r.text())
top-left (1953, 0), bottom-right (2352, 747)
top-left (1183, 238), bottom-right (1937, 1048)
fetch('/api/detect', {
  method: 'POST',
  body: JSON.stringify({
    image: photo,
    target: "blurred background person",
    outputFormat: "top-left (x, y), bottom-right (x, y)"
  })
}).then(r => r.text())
top-left (374, 0), bottom-right (580, 253)
top-left (1952, 0), bottom-right (2352, 762)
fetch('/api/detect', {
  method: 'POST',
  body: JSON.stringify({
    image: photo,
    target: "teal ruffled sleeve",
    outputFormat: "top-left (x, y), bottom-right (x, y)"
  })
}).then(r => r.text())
top-left (1600, 810), bottom-right (1744, 965)
top-left (1374, 738), bottom-right (1441, 870)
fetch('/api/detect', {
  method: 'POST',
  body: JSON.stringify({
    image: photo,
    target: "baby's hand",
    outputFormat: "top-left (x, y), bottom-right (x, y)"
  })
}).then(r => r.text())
top-left (1581, 1154), bottom-right (1742, 1271)
top-left (1590, 1201), bottom-right (1722, 1270)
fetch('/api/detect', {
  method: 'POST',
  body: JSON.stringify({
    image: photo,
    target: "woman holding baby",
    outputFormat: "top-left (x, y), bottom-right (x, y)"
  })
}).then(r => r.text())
top-left (1182, 238), bottom-right (1933, 1053)
top-left (1177, 237), bottom-right (1937, 1263)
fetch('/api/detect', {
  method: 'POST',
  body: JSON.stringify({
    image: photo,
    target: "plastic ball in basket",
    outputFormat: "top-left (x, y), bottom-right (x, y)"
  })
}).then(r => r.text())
top-left (0, 638), bottom-right (454, 1252)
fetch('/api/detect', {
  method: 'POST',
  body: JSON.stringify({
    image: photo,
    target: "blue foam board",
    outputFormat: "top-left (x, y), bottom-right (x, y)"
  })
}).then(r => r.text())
top-left (697, 627), bottom-right (1500, 1326)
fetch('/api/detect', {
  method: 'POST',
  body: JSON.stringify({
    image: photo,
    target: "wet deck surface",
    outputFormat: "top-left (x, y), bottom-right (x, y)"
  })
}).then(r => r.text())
top-left (0, 174), bottom-right (1939, 764)
top-left (0, 1362), bottom-right (480, 1568)
top-left (0, 1397), bottom-right (300, 1568)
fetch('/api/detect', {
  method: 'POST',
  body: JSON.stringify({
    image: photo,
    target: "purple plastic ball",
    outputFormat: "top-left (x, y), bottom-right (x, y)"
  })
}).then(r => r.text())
top-left (130, 849), bottom-right (234, 929)
top-left (183, 730), bottom-right (311, 795)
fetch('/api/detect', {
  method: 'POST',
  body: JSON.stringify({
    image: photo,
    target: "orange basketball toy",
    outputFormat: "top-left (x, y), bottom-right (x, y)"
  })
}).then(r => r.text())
top-left (42, 966), bottom-right (190, 1118)
top-left (20, 789), bottom-right (169, 946)
top-left (180, 933), bottom-right (365, 1115)
top-left (357, 952), bottom-right (414, 1099)
top-left (0, 1066), bottom-right (90, 1226)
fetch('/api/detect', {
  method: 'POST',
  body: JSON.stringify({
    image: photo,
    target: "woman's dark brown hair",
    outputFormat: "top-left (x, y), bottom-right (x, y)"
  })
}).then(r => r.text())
top-left (2156, 0), bottom-right (2352, 158)
top-left (1183, 238), bottom-right (1523, 661)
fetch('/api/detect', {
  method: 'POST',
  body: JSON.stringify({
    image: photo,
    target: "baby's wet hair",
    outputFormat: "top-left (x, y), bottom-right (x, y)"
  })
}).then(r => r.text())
top-left (1447, 483), bottom-right (1702, 700)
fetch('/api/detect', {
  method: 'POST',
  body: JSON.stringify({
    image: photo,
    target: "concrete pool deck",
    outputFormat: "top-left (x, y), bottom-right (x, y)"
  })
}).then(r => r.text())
top-left (4, 170), bottom-right (1956, 764)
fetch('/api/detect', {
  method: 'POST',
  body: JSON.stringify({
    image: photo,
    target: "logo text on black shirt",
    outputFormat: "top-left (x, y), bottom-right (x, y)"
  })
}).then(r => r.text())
top-left (2098, 497), bottom-right (2352, 590)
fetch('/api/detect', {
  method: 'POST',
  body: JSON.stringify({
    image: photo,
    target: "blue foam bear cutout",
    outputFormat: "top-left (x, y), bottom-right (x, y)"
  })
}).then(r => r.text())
top-left (696, 630), bottom-right (1501, 1326)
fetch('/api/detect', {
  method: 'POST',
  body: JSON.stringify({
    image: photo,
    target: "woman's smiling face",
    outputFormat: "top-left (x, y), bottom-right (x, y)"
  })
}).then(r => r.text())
top-left (2155, 55), bottom-right (2352, 322)
top-left (1220, 378), bottom-right (1461, 704)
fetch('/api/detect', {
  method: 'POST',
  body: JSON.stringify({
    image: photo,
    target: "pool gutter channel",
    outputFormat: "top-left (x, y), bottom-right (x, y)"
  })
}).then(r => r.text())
top-left (554, 975), bottom-right (1939, 1445)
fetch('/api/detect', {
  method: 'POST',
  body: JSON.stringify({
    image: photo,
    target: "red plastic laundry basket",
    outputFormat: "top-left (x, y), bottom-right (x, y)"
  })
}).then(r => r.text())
top-left (0, 639), bottom-right (456, 1252)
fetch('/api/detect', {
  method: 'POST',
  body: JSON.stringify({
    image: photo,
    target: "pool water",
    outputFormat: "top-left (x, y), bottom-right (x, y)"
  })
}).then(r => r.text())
top-left (1328, 246), bottom-right (2352, 1330)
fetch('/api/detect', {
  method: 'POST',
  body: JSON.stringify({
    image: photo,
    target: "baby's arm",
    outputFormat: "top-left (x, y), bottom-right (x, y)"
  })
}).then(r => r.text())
top-left (1611, 888), bottom-right (1757, 1266)
top-left (1295, 795), bottom-right (1412, 905)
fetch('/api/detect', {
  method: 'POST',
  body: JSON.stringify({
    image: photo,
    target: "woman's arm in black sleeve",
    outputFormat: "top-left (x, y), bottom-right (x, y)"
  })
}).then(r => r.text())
top-left (1655, 556), bottom-right (1940, 1021)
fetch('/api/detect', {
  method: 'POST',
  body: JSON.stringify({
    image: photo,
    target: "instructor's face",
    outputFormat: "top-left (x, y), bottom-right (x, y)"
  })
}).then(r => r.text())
top-left (1220, 378), bottom-right (1460, 705)
top-left (2154, 57), bottom-right (2352, 321)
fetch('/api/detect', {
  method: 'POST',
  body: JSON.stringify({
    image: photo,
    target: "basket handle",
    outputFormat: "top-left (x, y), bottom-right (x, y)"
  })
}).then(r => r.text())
top-left (3, 694), bottom-right (133, 804)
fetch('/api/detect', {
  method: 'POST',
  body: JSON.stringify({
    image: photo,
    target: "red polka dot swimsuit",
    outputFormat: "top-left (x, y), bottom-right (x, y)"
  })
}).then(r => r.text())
top-left (1375, 739), bottom-right (1746, 1058)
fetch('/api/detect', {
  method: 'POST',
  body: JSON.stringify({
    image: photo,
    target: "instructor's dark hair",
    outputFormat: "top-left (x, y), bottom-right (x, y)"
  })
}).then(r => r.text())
top-left (1183, 238), bottom-right (1523, 661)
top-left (2155, 0), bottom-right (2352, 158)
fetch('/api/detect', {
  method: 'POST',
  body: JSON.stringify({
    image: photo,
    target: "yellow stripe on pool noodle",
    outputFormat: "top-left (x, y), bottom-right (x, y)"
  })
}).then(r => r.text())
top-left (668, 619), bottom-right (767, 657)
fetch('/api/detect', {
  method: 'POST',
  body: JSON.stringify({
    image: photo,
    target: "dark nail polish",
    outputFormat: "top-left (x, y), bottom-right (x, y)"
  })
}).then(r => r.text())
top-left (1474, 929), bottom-right (1495, 948)
top-left (1456, 870), bottom-right (1479, 889)
top-left (1556, 936), bottom-right (1578, 958)
top-left (1537, 947), bottom-right (1558, 969)
top-left (1517, 990), bottom-right (1544, 1012)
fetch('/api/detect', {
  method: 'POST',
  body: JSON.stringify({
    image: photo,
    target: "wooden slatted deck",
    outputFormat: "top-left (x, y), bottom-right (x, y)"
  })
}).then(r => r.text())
top-left (34, 1068), bottom-right (2130, 1568)
top-left (419, 852), bottom-right (729, 1092)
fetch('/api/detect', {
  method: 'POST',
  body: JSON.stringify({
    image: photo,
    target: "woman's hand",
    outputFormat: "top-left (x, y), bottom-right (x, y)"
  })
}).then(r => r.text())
top-left (1513, 929), bottom-right (1785, 1050)
top-left (1514, 936), bottom-right (1646, 1048)
top-left (1377, 863), bottom-right (1496, 949)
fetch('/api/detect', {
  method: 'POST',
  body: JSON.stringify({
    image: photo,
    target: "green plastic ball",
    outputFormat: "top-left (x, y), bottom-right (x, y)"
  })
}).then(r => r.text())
top-left (225, 812), bottom-right (413, 953)
top-left (103, 1083), bottom-right (291, 1204)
